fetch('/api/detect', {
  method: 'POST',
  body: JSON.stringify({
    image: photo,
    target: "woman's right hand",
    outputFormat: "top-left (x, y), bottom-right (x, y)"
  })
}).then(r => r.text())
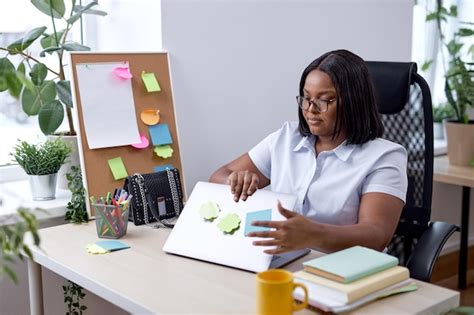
top-left (227, 170), bottom-right (260, 202)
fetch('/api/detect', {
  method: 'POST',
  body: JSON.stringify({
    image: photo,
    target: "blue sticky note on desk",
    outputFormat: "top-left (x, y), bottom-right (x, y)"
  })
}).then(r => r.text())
top-left (149, 124), bottom-right (173, 146)
top-left (245, 209), bottom-right (272, 235)
top-left (96, 240), bottom-right (130, 252)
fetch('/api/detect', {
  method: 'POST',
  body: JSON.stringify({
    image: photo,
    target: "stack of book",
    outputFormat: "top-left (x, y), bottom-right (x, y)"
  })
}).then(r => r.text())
top-left (293, 246), bottom-right (415, 313)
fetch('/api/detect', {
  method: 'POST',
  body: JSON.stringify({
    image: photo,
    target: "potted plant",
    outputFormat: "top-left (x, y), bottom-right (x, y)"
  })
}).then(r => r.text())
top-left (427, 2), bottom-right (474, 165)
top-left (0, 0), bottom-right (107, 186)
top-left (432, 103), bottom-right (454, 139)
top-left (11, 138), bottom-right (72, 200)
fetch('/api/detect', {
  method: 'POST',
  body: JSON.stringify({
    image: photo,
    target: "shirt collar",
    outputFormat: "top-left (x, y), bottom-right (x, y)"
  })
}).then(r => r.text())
top-left (332, 140), bottom-right (356, 162)
top-left (293, 136), bottom-right (356, 162)
top-left (293, 136), bottom-right (315, 152)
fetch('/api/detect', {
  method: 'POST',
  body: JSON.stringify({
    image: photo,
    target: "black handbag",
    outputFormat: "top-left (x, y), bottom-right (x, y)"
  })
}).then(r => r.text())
top-left (123, 168), bottom-right (184, 227)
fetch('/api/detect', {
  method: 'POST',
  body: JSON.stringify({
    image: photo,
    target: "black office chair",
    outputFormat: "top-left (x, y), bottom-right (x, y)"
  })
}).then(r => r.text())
top-left (366, 61), bottom-right (458, 282)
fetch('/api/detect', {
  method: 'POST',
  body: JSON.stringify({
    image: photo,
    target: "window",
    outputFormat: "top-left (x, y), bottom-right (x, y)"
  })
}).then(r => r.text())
top-left (0, 0), bottom-right (161, 181)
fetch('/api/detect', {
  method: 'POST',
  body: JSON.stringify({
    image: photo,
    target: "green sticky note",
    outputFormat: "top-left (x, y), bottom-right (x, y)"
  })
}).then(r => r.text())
top-left (154, 145), bottom-right (173, 158)
top-left (217, 213), bottom-right (241, 234)
top-left (141, 71), bottom-right (161, 92)
top-left (107, 157), bottom-right (128, 180)
top-left (199, 201), bottom-right (220, 220)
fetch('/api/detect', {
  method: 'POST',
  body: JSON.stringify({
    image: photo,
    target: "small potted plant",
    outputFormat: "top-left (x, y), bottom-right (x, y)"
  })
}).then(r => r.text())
top-left (433, 103), bottom-right (454, 140)
top-left (426, 2), bottom-right (474, 165)
top-left (11, 138), bottom-right (72, 200)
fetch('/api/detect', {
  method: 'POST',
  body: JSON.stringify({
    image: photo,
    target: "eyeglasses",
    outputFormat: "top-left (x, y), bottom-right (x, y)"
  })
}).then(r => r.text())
top-left (296, 95), bottom-right (336, 113)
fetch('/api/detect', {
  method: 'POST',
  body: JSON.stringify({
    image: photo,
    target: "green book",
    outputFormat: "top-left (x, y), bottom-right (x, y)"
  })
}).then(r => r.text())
top-left (303, 246), bottom-right (399, 283)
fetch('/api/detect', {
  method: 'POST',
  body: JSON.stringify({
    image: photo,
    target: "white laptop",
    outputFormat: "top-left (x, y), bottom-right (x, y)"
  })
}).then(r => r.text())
top-left (163, 181), bottom-right (310, 272)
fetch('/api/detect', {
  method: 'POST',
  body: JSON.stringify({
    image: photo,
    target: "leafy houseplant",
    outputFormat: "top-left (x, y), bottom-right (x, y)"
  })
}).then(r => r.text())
top-left (0, 208), bottom-right (40, 284)
top-left (433, 103), bottom-right (454, 123)
top-left (65, 166), bottom-right (88, 223)
top-left (11, 138), bottom-right (72, 200)
top-left (426, 1), bottom-right (474, 124)
top-left (0, 0), bottom-right (107, 135)
top-left (426, 1), bottom-right (474, 165)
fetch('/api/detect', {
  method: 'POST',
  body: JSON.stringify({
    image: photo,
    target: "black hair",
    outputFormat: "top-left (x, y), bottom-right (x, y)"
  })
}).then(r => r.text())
top-left (298, 49), bottom-right (384, 144)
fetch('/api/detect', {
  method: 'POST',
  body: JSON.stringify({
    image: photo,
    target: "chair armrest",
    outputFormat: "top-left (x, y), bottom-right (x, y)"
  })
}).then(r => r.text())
top-left (406, 221), bottom-right (458, 282)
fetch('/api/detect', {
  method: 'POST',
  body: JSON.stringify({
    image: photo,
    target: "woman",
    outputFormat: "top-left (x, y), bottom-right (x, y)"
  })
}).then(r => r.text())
top-left (209, 49), bottom-right (407, 254)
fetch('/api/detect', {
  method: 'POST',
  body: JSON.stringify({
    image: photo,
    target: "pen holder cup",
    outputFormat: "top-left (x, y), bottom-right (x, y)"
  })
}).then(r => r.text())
top-left (92, 203), bottom-right (130, 239)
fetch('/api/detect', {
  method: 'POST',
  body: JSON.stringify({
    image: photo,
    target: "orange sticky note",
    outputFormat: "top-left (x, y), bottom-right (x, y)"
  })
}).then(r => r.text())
top-left (141, 109), bottom-right (160, 125)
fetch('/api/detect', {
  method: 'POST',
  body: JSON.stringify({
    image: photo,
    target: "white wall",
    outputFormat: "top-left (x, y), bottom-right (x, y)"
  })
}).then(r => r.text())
top-left (161, 0), bottom-right (414, 193)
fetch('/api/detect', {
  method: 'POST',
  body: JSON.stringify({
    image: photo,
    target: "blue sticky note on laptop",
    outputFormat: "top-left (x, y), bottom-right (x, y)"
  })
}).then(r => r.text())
top-left (96, 240), bottom-right (130, 252)
top-left (245, 209), bottom-right (272, 235)
top-left (149, 124), bottom-right (173, 146)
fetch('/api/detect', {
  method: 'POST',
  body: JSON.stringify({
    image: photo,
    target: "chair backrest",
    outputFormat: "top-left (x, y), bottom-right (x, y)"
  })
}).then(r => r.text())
top-left (366, 61), bottom-right (434, 265)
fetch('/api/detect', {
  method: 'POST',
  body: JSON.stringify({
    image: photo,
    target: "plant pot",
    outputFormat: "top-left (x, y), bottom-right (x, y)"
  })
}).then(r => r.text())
top-left (29, 173), bottom-right (58, 201)
top-left (445, 120), bottom-right (474, 166)
top-left (433, 122), bottom-right (444, 140)
top-left (49, 135), bottom-right (80, 189)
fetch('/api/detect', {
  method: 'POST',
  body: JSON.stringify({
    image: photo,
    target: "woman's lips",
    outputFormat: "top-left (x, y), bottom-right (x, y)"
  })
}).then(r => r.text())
top-left (307, 118), bottom-right (322, 125)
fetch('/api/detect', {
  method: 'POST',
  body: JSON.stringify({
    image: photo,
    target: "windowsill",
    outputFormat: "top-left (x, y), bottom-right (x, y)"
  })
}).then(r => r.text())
top-left (434, 139), bottom-right (447, 156)
top-left (0, 179), bottom-right (71, 226)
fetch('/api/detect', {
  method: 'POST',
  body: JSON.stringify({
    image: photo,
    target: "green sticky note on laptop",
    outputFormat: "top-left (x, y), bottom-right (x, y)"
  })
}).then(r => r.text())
top-left (141, 71), bottom-right (161, 92)
top-left (302, 246), bottom-right (398, 283)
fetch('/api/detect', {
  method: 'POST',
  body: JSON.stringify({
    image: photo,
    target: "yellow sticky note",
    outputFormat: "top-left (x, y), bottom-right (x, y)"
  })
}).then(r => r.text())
top-left (141, 71), bottom-right (161, 92)
top-left (154, 145), bottom-right (173, 158)
top-left (108, 157), bottom-right (128, 180)
top-left (86, 244), bottom-right (109, 254)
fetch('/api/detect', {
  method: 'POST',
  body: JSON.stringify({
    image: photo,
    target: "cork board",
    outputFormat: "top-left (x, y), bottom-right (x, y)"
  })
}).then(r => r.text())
top-left (69, 52), bottom-right (183, 217)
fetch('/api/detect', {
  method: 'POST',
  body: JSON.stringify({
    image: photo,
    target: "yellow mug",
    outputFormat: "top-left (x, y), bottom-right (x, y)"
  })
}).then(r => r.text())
top-left (256, 269), bottom-right (308, 315)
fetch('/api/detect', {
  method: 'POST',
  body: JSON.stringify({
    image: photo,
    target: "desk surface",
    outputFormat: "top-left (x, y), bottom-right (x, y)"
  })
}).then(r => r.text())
top-left (30, 222), bottom-right (459, 314)
top-left (434, 155), bottom-right (474, 188)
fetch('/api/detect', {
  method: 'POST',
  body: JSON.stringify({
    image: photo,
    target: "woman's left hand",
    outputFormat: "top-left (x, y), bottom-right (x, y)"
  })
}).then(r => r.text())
top-left (246, 201), bottom-right (316, 254)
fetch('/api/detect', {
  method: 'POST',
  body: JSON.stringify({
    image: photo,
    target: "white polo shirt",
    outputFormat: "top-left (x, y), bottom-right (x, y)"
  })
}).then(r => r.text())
top-left (248, 121), bottom-right (408, 225)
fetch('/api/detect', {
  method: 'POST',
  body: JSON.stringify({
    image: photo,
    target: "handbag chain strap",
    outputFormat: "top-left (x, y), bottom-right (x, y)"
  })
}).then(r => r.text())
top-left (133, 173), bottom-right (150, 225)
top-left (167, 169), bottom-right (181, 216)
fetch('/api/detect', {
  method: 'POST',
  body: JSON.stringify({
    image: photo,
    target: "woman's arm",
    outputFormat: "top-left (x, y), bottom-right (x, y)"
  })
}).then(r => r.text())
top-left (209, 153), bottom-right (270, 201)
top-left (248, 192), bottom-right (403, 253)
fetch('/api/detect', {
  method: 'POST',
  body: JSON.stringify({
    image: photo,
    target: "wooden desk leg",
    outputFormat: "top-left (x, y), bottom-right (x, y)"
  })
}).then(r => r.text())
top-left (27, 259), bottom-right (44, 315)
top-left (458, 186), bottom-right (471, 289)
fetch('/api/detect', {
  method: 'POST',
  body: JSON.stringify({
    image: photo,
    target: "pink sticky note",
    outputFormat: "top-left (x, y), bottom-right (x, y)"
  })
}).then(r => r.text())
top-left (131, 134), bottom-right (149, 149)
top-left (113, 66), bottom-right (133, 79)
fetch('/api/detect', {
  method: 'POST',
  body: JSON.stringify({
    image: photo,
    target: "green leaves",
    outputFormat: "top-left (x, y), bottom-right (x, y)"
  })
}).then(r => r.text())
top-left (0, 208), bottom-right (40, 284)
top-left (40, 30), bottom-right (64, 56)
top-left (7, 26), bottom-right (47, 54)
top-left (39, 100), bottom-right (64, 135)
top-left (0, 58), bottom-right (15, 92)
top-left (65, 166), bottom-right (89, 224)
top-left (11, 138), bottom-right (72, 175)
top-left (421, 60), bottom-right (433, 72)
top-left (21, 80), bottom-right (57, 115)
top-left (31, 0), bottom-right (66, 18)
top-left (56, 80), bottom-right (73, 107)
top-left (62, 42), bottom-right (91, 51)
top-left (67, 1), bottom-right (100, 24)
top-left (30, 63), bottom-right (48, 86)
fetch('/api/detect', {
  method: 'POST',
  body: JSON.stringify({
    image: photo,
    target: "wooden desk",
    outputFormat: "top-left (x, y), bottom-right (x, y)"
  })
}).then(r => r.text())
top-left (434, 155), bottom-right (474, 289)
top-left (27, 222), bottom-right (459, 314)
